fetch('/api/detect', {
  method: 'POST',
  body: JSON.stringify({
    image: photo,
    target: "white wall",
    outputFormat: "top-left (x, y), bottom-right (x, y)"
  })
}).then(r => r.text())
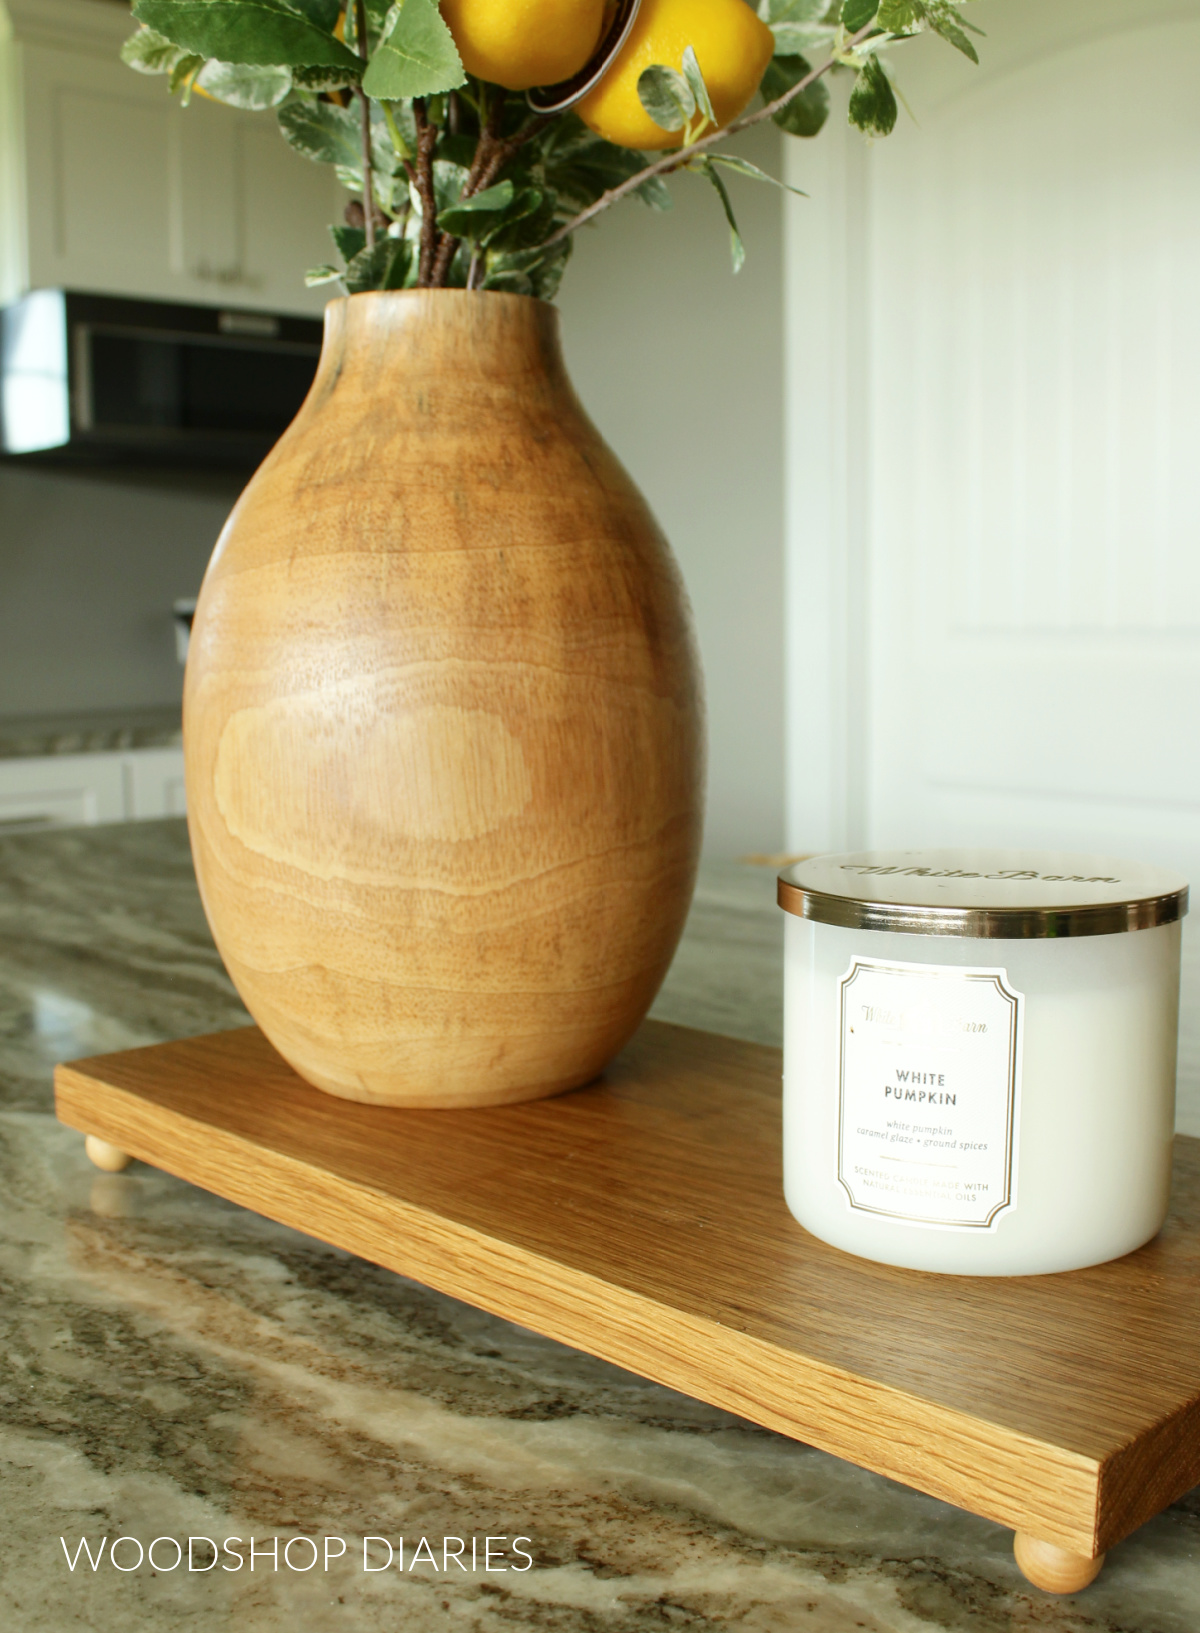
top-left (561, 122), bottom-right (787, 861)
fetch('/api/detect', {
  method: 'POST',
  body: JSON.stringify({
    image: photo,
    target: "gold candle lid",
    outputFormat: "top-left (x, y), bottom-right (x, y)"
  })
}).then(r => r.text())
top-left (777, 849), bottom-right (1189, 939)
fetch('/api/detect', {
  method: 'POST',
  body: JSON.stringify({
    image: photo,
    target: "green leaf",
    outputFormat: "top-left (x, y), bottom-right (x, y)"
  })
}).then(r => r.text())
top-left (344, 240), bottom-right (382, 293)
top-left (343, 235), bottom-right (411, 293)
top-left (330, 223), bottom-right (367, 262)
top-left (486, 188), bottom-right (556, 255)
top-left (636, 173), bottom-right (673, 211)
top-left (361, 0), bottom-right (465, 99)
top-left (381, 236), bottom-right (415, 290)
top-left (763, 0), bottom-right (834, 51)
top-left (305, 264), bottom-right (342, 286)
top-left (841, 0), bottom-right (879, 29)
top-left (131, 0), bottom-right (361, 69)
top-left (277, 97), bottom-right (362, 171)
top-left (484, 239), bottom-right (572, 302)
top-left (943, 2), bottom-right (984, 36)
top-left (760, 54), bottom-right (829, 136)
top-left (379, 97), bottom-right (416, 163)
top-left (637, 64), bottom-right (694, 133)
top-left (758, 0), bottom-right (828, 21)
top-left (347, 0), bottom-right (394, 56)
top-left (431, 158), bottom-right (471, 217)
top-left (706, 153), bottom-right (807, 197)
top-left (877, 0), bottom-right (923, 28)
top-left (195, 59), bottom-right (292, 107)
top-left (697, 158), bottom-right (745, 274)
top-left (169, 52), bottom-right (204, 95)
top-left (769, 21), bottom-right (834, 53)
top-left (121, 25), bottom-right (187, 73)
top-left (681, 46), bottom-right (716, 130)
top-left (926, 3), bottom-right (979, 62)
top-left (531, 117), bottom-right (671, 219)
top-left (848, 52), bottom-right (897, 134)
top-left (873, 0), bottom-right (981, 59)
top-left (287, 0), bottom-right (341, 28)
top-left (291, 61), bottom-right (363, 91)
top-left (436, 179), bottom-right (516, 239)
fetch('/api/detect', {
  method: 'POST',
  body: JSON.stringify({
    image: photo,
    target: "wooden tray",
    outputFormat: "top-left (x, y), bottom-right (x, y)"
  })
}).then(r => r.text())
top-left (55, 1020), bottom-right (1200, 1596)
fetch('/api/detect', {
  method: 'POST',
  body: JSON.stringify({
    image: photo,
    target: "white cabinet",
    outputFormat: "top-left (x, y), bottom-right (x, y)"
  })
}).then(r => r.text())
top-left (0, 746), bottom-right (186, 834)
top-left (0, 0), bottom-right (342, 315)
top-left (124, 746), bottom-right (188, 820)
top-left (0, 752), bottom-right (125, 834)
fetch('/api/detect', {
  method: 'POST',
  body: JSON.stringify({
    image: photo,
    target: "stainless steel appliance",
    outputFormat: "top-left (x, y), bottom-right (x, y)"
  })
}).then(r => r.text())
top-left (0, 289), bottom-right (323, 465)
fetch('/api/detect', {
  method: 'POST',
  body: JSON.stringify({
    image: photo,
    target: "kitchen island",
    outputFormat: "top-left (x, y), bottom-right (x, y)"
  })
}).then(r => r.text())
top-left (1, 821), bottom-right (1197, 1631)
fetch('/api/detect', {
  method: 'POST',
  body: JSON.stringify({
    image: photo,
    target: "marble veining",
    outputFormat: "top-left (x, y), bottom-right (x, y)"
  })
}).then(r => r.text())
top-left (1, 821), bottom-right (1197, 1631)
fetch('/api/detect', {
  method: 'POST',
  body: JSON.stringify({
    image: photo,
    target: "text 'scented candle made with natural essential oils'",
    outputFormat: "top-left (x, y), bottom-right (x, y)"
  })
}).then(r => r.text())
top-left (778, 851), bottom-right (1189, 1276)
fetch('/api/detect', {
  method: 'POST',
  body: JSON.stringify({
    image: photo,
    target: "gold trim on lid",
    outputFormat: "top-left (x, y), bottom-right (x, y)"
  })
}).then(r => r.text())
top-left (777, 851), bottom-right (1189, 939)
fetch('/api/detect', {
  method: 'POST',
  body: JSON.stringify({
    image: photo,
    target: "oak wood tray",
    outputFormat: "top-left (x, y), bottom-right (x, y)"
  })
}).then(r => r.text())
top-left (55, 1020), bottom-right (1200, 1591)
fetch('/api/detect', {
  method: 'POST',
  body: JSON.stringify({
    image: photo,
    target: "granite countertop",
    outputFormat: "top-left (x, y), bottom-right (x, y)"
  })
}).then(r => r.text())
top-left (1, 821), bottom-right (1197, 1632)
top-left (0, 707), bottom-right (182, 761)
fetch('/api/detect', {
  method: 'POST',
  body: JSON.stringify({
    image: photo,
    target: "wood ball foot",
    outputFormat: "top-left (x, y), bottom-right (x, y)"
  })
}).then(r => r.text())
top-left (85, 1135), bottom-right (131, 1173)
top-left (1014, 1532), bottom-right (1105, 1594)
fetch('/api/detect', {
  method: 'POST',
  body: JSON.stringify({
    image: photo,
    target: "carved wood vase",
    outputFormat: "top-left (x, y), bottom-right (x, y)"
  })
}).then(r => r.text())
top-left (185, 290), bottom-right (704, 1107)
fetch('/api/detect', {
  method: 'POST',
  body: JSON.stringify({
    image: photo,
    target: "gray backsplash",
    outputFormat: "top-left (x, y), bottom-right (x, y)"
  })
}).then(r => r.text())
top-left (0, 462), bottom-right (238, 718)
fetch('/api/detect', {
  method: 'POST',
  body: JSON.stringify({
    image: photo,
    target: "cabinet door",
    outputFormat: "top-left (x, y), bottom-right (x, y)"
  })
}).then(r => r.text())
top-left (0, 753), bottom-right (126, 834)
top-left (19, 40), bottom-right (340, 315)
top-left (234, 120), bottom-right (345, 315)
top-left (124, 748), bottom-right (187, 820)
top-left (21, 42), bottom-right (180, 300)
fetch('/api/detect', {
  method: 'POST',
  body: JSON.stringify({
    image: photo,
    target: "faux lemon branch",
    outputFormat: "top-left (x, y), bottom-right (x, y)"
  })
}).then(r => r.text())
top-left (541, 18), bottom-right (878, 253)
top-left (121, 0), bottom-right (987, 299)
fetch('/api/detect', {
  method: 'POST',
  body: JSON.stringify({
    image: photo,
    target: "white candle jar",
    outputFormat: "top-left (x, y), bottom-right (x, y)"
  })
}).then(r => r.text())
top-left (779, 851), bottom-right (1188, 1276)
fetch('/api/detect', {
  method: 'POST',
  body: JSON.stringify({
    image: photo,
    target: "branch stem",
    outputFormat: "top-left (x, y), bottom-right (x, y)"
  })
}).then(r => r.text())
top-left (414, 99), bottom-right (440, 285)
top-left (429, 86), bottom-right (507, 288)
top-left (430, 94), bottom-right (552, 289)
top-left (353, 0), bottom-right (373, 251)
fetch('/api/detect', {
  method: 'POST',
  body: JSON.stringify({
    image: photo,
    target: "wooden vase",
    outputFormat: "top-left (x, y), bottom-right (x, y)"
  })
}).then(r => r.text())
top-left (184, 290), bottom-right (704, 1108)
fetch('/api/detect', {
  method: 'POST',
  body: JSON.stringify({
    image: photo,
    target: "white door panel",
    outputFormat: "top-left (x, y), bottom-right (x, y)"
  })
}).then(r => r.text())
top-left (916, 647), bottom-right (1200, 809)
top-left (864, 11), bottom-right (1200, 846)
top-left (785, 0), bottom-right (1200, 1131)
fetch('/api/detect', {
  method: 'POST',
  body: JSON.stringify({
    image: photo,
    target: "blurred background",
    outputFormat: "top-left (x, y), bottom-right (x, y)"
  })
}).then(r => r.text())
top-left (1, 0), bottom-right (1196, 906)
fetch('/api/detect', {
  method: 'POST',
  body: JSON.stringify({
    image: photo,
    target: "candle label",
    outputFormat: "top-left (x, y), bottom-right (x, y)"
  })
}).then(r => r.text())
top-left (837, 957), bottom-right (1023, 1230)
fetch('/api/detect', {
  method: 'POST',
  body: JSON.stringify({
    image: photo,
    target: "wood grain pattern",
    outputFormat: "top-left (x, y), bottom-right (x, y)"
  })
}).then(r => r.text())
top-left (1013, 1533), bottom-right (1106, 1595)
top-left (184, 289), bottom-right (704, 1108)
top-left (55, 1019), bottom-right (1200, 1561)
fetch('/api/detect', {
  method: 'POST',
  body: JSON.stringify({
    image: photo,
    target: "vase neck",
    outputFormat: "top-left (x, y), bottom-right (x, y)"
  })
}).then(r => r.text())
top-left (315, 290), bottom-right (567, 401)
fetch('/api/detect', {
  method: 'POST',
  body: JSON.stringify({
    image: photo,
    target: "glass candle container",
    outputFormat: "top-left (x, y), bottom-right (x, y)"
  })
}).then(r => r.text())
top-left (779, 850), bottom-right (1188, 1275)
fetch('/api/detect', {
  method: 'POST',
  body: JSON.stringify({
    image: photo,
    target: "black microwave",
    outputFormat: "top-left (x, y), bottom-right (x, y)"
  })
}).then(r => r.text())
top-left (0, 289), bottom-right (323, 466)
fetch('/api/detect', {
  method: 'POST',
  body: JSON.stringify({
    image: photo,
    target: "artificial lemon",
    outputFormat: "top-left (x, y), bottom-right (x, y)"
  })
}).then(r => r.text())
top-left (578, 0), bottom-right (774, 151)
top-left (441, 0), bottom-right (607, 92)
